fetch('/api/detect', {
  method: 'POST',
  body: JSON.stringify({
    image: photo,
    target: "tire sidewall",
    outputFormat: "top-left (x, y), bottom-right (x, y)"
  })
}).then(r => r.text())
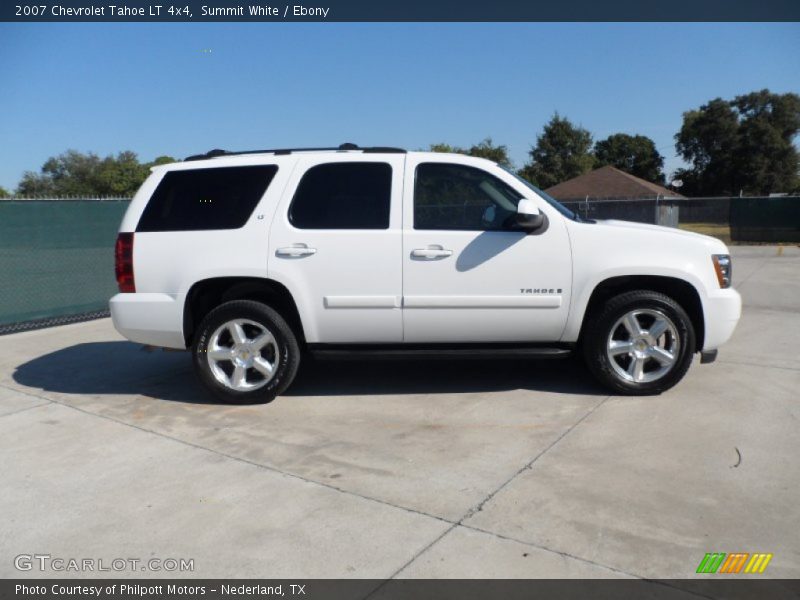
top-left (192, 301), bottom-right (299, 404)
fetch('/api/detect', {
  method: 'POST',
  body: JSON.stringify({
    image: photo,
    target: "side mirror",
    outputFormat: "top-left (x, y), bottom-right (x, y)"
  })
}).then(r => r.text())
top-left (515, 199), bottom-right (546, 232)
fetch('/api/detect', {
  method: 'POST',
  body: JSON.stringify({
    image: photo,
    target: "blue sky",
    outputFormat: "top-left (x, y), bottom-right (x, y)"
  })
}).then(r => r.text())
top-left (1, 22), bottom-right (798, 190)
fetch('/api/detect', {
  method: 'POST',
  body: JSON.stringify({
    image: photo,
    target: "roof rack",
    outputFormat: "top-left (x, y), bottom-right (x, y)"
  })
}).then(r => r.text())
top-left (184, 143), bottom-right (406, 162)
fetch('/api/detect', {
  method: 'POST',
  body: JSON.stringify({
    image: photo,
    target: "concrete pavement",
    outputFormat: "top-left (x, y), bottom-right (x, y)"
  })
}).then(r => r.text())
top-left (1, 246), bottom-right (798, 581)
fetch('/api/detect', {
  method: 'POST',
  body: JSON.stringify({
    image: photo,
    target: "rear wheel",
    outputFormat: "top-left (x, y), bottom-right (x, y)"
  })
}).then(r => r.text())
top-left (192, 300), bottom-right (300, 404)
top-left (583, 290), bottom-right (695, 395)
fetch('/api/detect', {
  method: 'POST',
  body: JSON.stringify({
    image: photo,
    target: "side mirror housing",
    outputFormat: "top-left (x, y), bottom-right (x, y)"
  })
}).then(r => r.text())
top-left (515, 199), bottom-right (546, 232)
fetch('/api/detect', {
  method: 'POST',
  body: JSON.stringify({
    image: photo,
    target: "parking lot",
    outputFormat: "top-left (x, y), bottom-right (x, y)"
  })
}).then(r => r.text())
top-left (1, 246), bottom-right (798, 581)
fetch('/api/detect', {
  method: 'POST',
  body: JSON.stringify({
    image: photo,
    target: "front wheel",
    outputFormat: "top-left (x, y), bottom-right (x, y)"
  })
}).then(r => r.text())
top-left (192, 300), bottom-right (300, 404)
top-left (582, 290), bottom-right (696, 395)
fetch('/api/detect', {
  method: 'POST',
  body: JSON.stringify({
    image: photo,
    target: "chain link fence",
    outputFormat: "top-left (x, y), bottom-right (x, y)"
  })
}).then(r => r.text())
top-left (0, 198), bottom-right (130, 334)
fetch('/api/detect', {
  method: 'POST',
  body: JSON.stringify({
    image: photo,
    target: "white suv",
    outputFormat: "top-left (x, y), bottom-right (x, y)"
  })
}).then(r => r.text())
top-left (110, 144), bottom-right (741, 403)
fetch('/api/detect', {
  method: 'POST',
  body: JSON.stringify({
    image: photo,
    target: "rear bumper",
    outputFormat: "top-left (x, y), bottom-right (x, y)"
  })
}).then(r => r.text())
top-left (109, 293), bottom-right (185, 349)
top-left (702, 288), bottom-right (742, 351)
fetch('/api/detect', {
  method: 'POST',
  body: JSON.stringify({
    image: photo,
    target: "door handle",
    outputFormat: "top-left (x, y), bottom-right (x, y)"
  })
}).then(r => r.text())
top-left (276, 244), bottom-right (317, 258)
top-left (411, 246), bottom-right (453, 259)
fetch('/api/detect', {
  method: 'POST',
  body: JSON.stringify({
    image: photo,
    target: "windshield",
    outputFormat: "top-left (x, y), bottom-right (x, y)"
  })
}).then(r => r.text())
top-left (500, 166), bottom-right (578, 221)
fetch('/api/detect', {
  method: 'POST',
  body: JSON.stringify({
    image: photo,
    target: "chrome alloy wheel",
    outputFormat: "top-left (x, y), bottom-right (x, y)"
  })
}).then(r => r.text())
top-left (606, 309), bottom-right (680, 384)
top-left (206, 319), bottom-right (279, 392)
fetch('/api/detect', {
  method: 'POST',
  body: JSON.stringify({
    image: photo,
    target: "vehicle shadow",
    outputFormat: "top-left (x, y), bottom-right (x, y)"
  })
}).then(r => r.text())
top-left (12, 341), bottom-right (205, 403)
top-left (12, 341), bottom-right (604, 404)
top-left (455, 230), bottom-right (525, 272)
top-left (288, 355), bottom-right (603, 396)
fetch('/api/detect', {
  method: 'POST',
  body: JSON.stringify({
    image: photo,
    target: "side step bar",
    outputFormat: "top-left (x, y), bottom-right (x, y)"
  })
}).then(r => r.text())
top-left (308, 344), bottom-right (573, 361)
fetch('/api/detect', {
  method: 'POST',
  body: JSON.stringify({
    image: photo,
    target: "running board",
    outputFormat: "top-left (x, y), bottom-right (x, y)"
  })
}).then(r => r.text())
top-left (308, 344), bottom-right (573, 361)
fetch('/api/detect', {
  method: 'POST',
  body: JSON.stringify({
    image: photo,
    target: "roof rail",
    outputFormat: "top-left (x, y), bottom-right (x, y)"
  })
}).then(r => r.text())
top-left (184, 143), bottom-right (406, 161)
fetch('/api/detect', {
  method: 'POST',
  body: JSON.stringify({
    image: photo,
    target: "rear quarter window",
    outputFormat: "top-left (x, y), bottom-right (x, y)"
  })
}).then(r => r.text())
top-left (137, 165), bottom-right (278, 232)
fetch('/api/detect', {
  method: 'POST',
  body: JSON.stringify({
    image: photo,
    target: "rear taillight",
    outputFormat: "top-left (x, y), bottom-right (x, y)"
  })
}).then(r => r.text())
top-left (115, 232), bottom-right (135, 293)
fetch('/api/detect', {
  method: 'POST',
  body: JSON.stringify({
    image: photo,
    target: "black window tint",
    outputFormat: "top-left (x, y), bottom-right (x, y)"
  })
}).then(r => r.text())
top-left (137, 165), bottom-right (277, 232)
top-left (289, 162), bottom-right (391, 229)
top-left (414, 163), bottom-right (523, 231)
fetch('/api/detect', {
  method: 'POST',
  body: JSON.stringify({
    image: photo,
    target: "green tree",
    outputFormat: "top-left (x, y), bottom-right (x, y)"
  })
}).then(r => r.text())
top-left (674, 98), bottom-right (741, 196)
top-left (730, 90), bottom-right (800, 194)
top-left (429, 143), bottom-right (460, 154)
top-left (429, 138), bottom-right (512, 168)
top-left (594, 133), bottom-right (665, 184)
top-left (17, 150), bottom-right (102, 196)
top-left (96, 151), bottom-right (150, 196)
top-left (0, 186), bottom-right (10, 198)
top-left (15, 150), bottom-right (175, 197)
top-left (465, 138), bottom-right (511, 167)
top-left (520, 114), bottom-right (595, 188)
top-left (147, 155), bottom-right (177, 167)
top-left (675, 90), bottom-right (800, 195)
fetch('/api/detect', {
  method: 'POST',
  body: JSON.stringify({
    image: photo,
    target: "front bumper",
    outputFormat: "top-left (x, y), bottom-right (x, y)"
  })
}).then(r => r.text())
top-left (109, 293), bottom-right (186, 349)
top-left (702, 288), bottom-right (742, 351)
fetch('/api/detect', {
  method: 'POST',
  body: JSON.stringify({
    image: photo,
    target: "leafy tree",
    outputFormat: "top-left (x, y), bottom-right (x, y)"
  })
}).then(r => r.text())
top-left (148, 155), bottom-right (177, 167)
top-left (465, 138), bottom-right (512, 167)
top-left (730, 90), bottom-right (800, 194)
top-left (0, 186), bottom-right (10, 198)
top-left (594, 133), bottom-right (665, 184)
top-left (675, 90), bottom-right (800, 195)
top-left (429, 138), bottom-right (512, 168)
top-left (520, 114), bottom-right (595, 188)
top-left (429, 143), bottom-right (459, 154)
top-left (674, 99), bottom-right (741, 196)
top-left (16, 150), bottom-right (176, 197)
top-left (17, 150), bottom-right (101, 196)
top-left (96, 151), bottom-right (150, 196)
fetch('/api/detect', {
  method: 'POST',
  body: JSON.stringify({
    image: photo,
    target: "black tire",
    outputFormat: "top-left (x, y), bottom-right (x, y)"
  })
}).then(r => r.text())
top-left (192, 300), bottom-right (300, 404)
top-left (582, 290), bottom-right (695, 395)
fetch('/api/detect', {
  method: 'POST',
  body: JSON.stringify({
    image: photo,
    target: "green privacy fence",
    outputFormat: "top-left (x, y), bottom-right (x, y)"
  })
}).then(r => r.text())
top-left (562, 196), bottom-right (800, 244)
top-left (730, 196), bottom-right (800, 243)
top-left (0, 195), bottom-right (798, 333)
top-left (0, 199), bottom-right (130, 331)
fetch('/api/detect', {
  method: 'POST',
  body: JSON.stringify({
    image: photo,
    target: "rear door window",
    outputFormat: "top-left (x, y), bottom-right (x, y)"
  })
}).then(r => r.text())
top-left (289, 162), bottom-right (392, 229)
top-left (137, 165), bottom-right (278, 232)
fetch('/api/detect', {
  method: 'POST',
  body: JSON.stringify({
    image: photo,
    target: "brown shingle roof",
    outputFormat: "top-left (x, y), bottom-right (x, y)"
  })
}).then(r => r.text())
top-left (545, 165), bottom-right (685, 200)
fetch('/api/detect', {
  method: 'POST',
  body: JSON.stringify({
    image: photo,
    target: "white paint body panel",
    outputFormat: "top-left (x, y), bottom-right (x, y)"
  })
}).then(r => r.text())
top-left (113, 155), bottom-right (297, 348)
top-left (400, 153), bottom-right (572, 343)
top-left (267, 154), bottom-right (405, 343)
top-left (109, 292), bottom-right (184, 348)
top-left (561, 218), bottom-right (741, 351)
top-left (110, 150), bottom-right (740, 355)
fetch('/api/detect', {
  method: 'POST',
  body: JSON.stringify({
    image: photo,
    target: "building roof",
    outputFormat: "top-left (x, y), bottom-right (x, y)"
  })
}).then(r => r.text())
top-left (545, 165), bottom-right (685, 200)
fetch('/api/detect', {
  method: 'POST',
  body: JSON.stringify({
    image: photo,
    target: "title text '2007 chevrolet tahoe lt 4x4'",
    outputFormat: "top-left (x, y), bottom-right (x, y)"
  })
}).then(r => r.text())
top-left (110, 144), bottom-right (741, 403)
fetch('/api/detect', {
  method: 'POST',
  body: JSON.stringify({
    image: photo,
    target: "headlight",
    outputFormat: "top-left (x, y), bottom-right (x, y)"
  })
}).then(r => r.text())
top-left (712, 254), bottom-right (732, 288)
